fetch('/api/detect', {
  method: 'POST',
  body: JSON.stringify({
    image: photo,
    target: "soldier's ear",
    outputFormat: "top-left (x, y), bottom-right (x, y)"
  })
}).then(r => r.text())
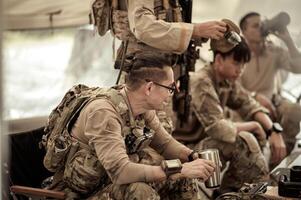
top-left (144, 81), bottom-right (153, 96)
top-left (215, 54), bottom-right (224, 66)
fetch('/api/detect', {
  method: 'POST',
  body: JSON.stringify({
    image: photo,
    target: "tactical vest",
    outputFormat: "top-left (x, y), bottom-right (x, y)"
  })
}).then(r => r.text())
top-left (91, 0), bottom-right (183, 54)
top-left (43, 84), bottom-right (154, 194)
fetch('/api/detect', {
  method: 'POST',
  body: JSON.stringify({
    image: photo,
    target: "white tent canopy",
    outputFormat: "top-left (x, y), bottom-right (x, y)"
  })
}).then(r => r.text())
top-left (3, 0), bottom-right (301, 31)
top-left (3, 0), bottom-right (93, 30)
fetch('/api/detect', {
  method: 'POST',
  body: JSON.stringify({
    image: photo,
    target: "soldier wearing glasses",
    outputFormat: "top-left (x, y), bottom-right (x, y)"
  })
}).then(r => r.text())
top-left (57, 53), bottom-right (215, 199)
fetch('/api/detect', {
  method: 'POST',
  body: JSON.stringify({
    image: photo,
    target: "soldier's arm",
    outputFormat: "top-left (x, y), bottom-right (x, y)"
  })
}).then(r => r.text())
top-left (85, 101), bottom-right (214, 183)
top-left (253, 111), bottom-right (287, 163)
top-left (82, 100), bottom-right (169, 184)
top-left (145, 110), bottom-right (192, 162)
top-left (227, 85), bottom-right (287, 163)
top-left (272, 40), bottom-right (301, 73)
top-left (191, 79), bottom-right (237, 143)
top-left (127, 0), bottom-right (226, 54)
top-left (275, 27), bottom-right (301, 59)
top-left (128, 0), bottom-right (193, 54)
top-left (227, 82), bottom-right (269, 120)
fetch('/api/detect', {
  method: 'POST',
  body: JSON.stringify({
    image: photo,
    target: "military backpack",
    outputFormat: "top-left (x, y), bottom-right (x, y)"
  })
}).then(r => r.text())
top-left (41, 84), bottom-right (103, 172)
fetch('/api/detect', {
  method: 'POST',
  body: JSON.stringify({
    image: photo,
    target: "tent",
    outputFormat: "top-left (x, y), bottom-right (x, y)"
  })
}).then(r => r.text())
top-left (1, 0), bottom-right (301, 199)
top-left (3, 0), bottom-right (93, 30)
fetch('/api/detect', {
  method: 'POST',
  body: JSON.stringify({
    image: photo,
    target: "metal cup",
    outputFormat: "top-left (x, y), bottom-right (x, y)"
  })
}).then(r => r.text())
top-left (197, 148), bottom-right (222, 188)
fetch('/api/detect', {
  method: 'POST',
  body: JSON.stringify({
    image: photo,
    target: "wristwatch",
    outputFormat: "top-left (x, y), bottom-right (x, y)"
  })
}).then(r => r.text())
top-left (266, 122), bottom-right (283, 138)
top-left (161, 159), bottom-right (182, 177)
top-left (188, 151), bottom-right (199, 162)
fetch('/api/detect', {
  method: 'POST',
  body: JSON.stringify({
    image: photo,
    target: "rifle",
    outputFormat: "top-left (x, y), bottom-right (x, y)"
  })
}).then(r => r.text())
top-left (173, 0), bottom-right (200, 127)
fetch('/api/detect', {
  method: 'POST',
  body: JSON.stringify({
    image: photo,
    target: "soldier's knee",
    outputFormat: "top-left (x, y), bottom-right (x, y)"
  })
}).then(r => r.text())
top-left (236, 132), bottom-right (268, 174)
top-left (238, 131), bottom-right (261, 153)
top-left (125, 182), bottom-right (159, 200)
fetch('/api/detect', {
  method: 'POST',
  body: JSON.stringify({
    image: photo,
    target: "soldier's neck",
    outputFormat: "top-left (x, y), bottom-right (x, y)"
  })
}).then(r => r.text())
top-left (248, 40), bottom-right (264, 55)
top-left (212, 63), bottom-right (225, 82)
top-left (123, 87), bottom-right (147, 118)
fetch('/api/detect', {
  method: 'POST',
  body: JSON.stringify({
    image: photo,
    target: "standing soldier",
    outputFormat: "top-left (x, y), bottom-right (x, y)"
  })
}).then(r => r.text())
top-left (173, 19), bottom-right (270, 196)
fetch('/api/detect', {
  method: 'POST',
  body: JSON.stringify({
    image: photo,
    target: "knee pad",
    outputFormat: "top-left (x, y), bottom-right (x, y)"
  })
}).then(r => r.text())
top-left (238, 131), bottom-right (260, 153)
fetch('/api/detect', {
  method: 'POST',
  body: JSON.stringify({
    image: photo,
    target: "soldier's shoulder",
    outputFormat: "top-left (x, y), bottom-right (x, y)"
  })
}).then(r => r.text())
top-left (84, 98), bottom-right (118, 115)
top-left (191, 66), bottom-right (215, 91)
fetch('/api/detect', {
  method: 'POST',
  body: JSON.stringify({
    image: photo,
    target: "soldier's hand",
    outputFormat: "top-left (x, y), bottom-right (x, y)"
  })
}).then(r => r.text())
top-left (181, 159), bottom-right (215, 181)
top-left (193, 21), bottom-right (227, 40)
top-left (273, 27), bottom-right (292, 44)
top-left (251, 122), bottom-right (266, 141)
top-left (235, 121), bottom-right (266, 141)
top-left (269, 132), bottom-right (287, 164)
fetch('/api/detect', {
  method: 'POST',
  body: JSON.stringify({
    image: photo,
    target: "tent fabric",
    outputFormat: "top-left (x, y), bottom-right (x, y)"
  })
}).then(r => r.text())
top-left (4, 0), bottom-right (93, 30)
top-left (4, 0), bottom-right (301, 31)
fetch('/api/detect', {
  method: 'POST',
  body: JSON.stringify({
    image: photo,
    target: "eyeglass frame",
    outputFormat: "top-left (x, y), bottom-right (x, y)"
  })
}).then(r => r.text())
top-left (145, 79), bottom-right (177, 94)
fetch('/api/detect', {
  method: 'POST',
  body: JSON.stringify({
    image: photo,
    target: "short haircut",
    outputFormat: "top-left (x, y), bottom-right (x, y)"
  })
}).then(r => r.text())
top-left (239, 12), bottom-right (260, 31)
top-left (213, 37), bottom-right (251, 63)
top-left (125, 53), bottom-right (172, 90)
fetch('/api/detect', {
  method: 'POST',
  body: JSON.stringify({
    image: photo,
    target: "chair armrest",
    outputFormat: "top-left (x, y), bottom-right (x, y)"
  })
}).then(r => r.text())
top-left (10, 185), bottom-right (66, 199)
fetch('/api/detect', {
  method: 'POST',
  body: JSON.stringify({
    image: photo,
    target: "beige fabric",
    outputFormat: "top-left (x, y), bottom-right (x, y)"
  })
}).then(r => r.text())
top-left (127, 0), bottom-right (194, 54)
top-left (173, 64), bottom-right (267, 143)
top-left (71, 88), bottom-right (189, 184)
top-left (240, 42), bottom-right (301, 99)
top-left (4, 0), bottom-right (93, 30)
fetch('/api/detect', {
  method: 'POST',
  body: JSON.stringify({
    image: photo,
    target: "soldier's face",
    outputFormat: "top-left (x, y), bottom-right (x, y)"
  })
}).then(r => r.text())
top-left (217, 54), bottom-right (245, 81)
top-left (242, 16), bottom-right (263, 43)
top-left (147, 67), bottom-right (174, 110)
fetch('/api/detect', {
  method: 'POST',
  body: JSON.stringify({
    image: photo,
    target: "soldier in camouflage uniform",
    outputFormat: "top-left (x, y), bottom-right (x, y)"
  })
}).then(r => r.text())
top-left (239, 12), bottom-right (301, 158)
top-left (53, 53), bottom-right (216, 199)
top-left (173, 19), bottom-right (273, 195)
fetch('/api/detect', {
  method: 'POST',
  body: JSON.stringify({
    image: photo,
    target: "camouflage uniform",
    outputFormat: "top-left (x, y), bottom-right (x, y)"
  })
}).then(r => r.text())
top-left (88, 178), bottom-right (204, 200)
top-left (240, 42), bottom-right (301, 153)
top-left (173, 65), bottom-right (269, 193)
top-left (51, 86), bottom-right (201, 199)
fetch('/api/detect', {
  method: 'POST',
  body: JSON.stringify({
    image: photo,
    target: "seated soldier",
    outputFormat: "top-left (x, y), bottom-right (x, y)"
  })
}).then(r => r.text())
top-left (48, 53), bottom-right (215, 200)
top-left (239, 12), bottom-right (301, 155)
top-left (173, 19), bottom-right (273, 195)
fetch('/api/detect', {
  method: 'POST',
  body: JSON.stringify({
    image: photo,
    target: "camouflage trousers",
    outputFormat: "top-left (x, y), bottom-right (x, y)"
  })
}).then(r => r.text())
top-left (274, 95), bottom-right (301, 154)
top-left (192, 132), bottom-right (269, 194)
top-left (87, 178), bottom-right (204, 200)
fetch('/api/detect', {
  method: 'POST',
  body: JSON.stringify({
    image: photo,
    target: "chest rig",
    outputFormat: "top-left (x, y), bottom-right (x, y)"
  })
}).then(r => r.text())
top-left (107, 87), bottom-right (155, 155)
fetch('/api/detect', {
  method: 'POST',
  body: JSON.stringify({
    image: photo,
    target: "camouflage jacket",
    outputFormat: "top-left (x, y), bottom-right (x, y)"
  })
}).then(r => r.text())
top-left (174, 64), bottom-right (268, 143)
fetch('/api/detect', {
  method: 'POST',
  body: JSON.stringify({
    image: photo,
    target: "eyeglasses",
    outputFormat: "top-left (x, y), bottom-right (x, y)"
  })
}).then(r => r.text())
top-left (145, 79), bottom-right (177, 94)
